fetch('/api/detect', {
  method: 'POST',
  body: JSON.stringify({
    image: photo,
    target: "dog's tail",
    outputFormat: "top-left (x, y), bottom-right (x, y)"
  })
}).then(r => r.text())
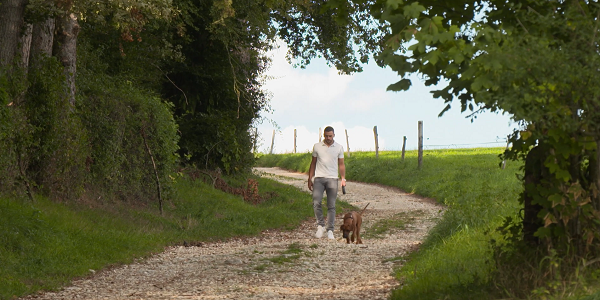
top-left (359, 203), bottom-right (370, 215)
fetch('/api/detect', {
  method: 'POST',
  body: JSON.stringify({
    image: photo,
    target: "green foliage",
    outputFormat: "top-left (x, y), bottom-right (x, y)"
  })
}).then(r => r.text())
top-left (0, 59), bottom-right (89, 200)
top-left (24, 57), bottom-right (89, 199)
top-left (0, 36), bottom-right (180, 204)
top-left (0, 175), bottom-right (316, 299)
top-left (152, 0), bottom-right (387, 173)
top-left (77, 58), bottom-right (179, 202)
top-left (0, 71), bottom-right (19, 193)
top-left (489, 237), bottom-right (600, 299)
top-left (374, 0), bottom-right (600, 256)
top-left (177, 111), bottom-right (256, 174)
top-left (72, 0), bottom-right (387, 176)
top-left (271, 0), bottom-right (386, 73)
top-left (154, 0), bottom-right (270, 173)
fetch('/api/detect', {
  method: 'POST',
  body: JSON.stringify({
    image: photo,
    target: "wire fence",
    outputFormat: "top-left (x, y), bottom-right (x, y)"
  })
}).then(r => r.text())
top-left (421, 140), bottom-right (508, 150)
top-left (263, 128), bottom-right (510, 153)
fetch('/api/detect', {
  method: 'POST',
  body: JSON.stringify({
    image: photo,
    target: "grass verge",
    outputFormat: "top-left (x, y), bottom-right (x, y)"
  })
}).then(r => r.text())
top-left (0, 174), bottom-right (347, 300)
top-left (256, 148), bottom-right (522, 299)
top-left (363, 210), bottom-right (427, 239)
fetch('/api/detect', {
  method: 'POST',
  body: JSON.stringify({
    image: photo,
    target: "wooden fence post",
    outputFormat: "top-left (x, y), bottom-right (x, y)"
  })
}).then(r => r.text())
top-left (373, 125), bottom-right (379, 159)
top-left (418, 121), bottom-right (423, 169)
top-left (252, 128), bottom-right (258, 153)
top-left (345, 129), bottom-right (351, 157)
top-left (502, 135), bottom-right (510, 169)
top-left (269, 129), bottom-right (275, 154)
top-left (401, 136), bottom-right (407, 161)
top-left (294, 128), bottom-right (297, 153)
top-left (319, 127), bottom-right (322, 143)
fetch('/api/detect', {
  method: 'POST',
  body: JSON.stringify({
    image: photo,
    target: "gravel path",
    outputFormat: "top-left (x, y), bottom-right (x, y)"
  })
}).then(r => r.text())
top-left (24, 167), bottom-right (444, 300)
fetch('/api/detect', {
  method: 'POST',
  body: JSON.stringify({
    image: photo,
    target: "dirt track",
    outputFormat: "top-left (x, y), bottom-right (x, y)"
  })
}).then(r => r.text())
top-left (24, 167), bottom-right (443, 300)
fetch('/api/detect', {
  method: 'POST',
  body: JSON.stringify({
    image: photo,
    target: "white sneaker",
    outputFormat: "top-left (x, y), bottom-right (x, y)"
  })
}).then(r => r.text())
top-left (315, 225), bottom-right (325, 238)
top-left (327, 230), bottom-right (334, 240)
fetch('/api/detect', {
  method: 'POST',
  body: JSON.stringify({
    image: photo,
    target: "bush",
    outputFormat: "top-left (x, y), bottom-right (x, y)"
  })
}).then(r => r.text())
top-left (24, 57), bottom-right (89, 200)
top-left (78, 77), bottom-right (179, 204)
top-left (0, 72), bottom-right (19, 194)
top-left (0, 48), bottom-right (180, 206)
top-left (0, 59), bottom-right (87, 200)
top-left (178, 111), bottom-right (256, 174)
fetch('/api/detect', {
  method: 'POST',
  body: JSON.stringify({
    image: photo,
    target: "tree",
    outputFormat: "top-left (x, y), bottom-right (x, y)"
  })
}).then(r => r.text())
top-left (0, 0), bottom-right (28, 67)
top-left (0, 0), bottom-right (178, 201)
top-left (375, 0), bottom-right (600, 255)
top-left (157, 0), bottom-right (386, 172)
top-left (1, 0), bottom-right (387, 201)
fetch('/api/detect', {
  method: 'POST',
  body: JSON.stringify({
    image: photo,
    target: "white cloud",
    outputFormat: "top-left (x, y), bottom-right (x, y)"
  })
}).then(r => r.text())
top-left (256, 40), bottom-right (518, 154)
top-left (264, 44), bottom-right (353, 113)
top-left (258, 123), bottom-right (388, 154)
top-left (345, 88), bottom-right (393, 112)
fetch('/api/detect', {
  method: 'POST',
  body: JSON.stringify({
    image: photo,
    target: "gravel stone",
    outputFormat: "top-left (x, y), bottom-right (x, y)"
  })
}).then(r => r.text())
top-left (23, 167), bottom-right (444, 300)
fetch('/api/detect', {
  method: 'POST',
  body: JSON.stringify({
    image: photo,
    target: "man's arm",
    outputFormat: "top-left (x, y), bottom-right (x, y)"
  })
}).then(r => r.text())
top-left (308, 156), bottom-right (317, 191)
top-left (338, 158), bottom-right (346, 187)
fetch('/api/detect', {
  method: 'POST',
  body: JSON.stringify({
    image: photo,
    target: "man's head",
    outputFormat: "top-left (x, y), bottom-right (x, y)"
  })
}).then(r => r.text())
top-left (323, 126), bottom-right (335, 145)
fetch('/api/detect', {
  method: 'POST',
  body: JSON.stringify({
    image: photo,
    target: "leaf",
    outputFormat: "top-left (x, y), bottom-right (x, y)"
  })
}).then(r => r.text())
top-left (438, 103), bottom-right (451, 117)
top-left (431, 16), bottom-right (444, 26)
top-left (403, 2), bottom-right (425, 19)
top-left (444, 63), bottom-right (459, 76)
top-left (389, 55), bottom-right (412, 73)
top-left (471, 77), bottom-right (483, 91)
top-left (471, 74), bottom-right (492, 92)
top-left (427, 51), bottom-right (440, 65)
top-left (387, 78), bottom-right (412, 91)
top-left (543, 212), bottom-right (556, 227)
top-left (549, 194), bottom-right (563, 208)
top-left (386, 0), bottom-right (404, 10)
top-left (437, 31), bottom-right (455, 43)
top-left (556, 169), bottom-right (571, 182)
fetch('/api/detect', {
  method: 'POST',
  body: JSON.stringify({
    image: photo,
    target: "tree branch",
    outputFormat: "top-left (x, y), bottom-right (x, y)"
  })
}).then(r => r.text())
top-left (141, 126), bottom-right (163, 215)
top-left (592, 10), bottom-right (600, 48)
top-left (152, 63), bottom-right (188, 105)
top-left (516, 16), bottom-right (529, 34)
top-left (226, 45), bottom-right (241, 119)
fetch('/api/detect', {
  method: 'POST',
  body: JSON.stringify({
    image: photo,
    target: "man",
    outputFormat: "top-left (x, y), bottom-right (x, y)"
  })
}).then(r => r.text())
top-left (308, 126), bottom-right (346, 240)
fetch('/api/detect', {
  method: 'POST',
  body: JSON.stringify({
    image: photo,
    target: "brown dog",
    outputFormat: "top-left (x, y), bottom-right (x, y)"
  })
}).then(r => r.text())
top-left (340, 203), bottom-right (370, 244)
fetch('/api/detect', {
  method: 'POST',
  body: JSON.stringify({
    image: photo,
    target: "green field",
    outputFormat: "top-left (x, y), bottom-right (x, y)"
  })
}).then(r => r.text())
top-left (3, 148), bottom-right (600, 299)
top-left (257, 147), bottom-right (600, 299)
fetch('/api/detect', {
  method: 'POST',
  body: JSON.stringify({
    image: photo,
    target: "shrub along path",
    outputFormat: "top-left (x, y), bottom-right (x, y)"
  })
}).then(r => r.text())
top-left (23, 167), bottom-right (443, 300)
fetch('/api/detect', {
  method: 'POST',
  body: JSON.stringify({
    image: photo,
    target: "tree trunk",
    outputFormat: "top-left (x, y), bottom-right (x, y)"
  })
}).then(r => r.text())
top-left (54, 12), bottom-right (79, 106)
top-left (522, 144), bottom-right (546, 245)
top-left (18, 23), bottom-right (32, 69)
top-left (29, 18), bottom-right (55, 69)
top-left (592, 140), bottom-right (600, 213)
top-left (0, 0), bottom-right (28, 67)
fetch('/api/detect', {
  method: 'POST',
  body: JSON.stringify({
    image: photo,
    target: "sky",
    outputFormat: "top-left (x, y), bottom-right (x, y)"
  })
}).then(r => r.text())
top-left (255, 42), bottom-right (519, 154)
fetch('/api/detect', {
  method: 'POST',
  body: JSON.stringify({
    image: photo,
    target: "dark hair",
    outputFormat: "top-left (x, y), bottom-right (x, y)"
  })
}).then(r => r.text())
top-left (324, 126), bottom-right (334, 133)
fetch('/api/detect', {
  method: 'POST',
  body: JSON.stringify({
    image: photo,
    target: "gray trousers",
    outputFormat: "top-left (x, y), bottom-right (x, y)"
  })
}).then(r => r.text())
top-left (312, 177), bottom-right (339, 232)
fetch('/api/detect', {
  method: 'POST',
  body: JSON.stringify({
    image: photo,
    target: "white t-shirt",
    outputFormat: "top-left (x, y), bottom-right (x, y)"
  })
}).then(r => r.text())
top-left (312, 141), bottom-right (344, 179)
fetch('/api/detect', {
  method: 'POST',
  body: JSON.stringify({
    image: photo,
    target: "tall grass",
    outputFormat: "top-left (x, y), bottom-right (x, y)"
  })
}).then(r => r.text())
top-left (257, 148), bottom-right (523, 299)
top-left (0, 175), bottom-right (332, 299)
